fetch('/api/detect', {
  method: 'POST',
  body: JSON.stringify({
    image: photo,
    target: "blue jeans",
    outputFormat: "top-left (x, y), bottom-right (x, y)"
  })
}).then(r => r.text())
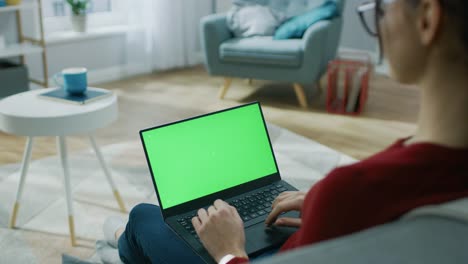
top-left (118, 203), bottom-right (278, 263)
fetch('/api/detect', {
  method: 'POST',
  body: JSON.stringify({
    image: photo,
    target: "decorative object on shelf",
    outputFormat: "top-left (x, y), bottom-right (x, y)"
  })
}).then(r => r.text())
top-left (66, 0), bottom-right (89, 32)
top-left (6, 0), bottom-right (21, 5)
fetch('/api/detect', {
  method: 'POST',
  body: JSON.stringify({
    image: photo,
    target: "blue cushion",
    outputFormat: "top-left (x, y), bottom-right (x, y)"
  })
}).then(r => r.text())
top-left (274, 0), bottom-right (339, 40)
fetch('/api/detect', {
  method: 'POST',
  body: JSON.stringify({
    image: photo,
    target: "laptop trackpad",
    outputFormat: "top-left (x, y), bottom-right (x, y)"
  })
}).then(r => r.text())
top-left (245, 224), bottom-right (297, 256)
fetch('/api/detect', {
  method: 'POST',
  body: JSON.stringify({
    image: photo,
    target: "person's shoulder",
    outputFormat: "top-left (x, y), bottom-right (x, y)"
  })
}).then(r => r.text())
top-left (316, 156), bottom-right (397, 197)
top-left (322, 165), bottom-right (364, 187)
top-left (311, 165), bottom-right (366, 201)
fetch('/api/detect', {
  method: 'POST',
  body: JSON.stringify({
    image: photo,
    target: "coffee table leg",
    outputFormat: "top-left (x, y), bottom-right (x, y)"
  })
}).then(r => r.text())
top-left (9, 137), bottom-right (34, 229)
top-left (89, 135), bottom-right (127, 213)
top-left (57, 136), bottom-right (77, 246)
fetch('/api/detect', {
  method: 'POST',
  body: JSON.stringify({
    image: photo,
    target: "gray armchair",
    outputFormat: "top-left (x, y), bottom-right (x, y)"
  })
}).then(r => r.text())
top-left (254, 198), bottom-right (468, 264)
top-left (200, 0), bottom-right (344, 108)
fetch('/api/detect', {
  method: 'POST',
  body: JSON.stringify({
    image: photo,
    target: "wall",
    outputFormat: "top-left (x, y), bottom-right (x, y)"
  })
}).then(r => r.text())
top-left (1, 12), bottom-right (129, 87)
top-left (0, 13), bottom-right (18, 46)
top-left (339, 0), bottom-right (377, 52)
top-left (3, 0), bottom-right (211, 88)
top-left (26, 35), bottom-right (128, 86)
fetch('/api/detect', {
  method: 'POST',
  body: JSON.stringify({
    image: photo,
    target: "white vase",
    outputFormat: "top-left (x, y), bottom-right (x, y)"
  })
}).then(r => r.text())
top-left (71, 15), bottom-right (87, 33)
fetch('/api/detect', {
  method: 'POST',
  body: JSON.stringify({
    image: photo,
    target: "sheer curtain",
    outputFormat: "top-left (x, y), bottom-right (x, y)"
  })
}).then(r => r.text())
top-left (124, 0), bottom-right (212, 74)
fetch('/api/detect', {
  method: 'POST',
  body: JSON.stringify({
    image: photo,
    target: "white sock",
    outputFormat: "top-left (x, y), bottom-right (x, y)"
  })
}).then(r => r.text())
top-left (103, 216), bottom-right (125, 248)
top-left (96, 240), bottom-right (124, 264)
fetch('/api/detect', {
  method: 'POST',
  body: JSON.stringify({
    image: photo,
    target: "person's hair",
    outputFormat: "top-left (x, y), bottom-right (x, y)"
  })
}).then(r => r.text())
top-left (407, 0), bottom-right (467, 53)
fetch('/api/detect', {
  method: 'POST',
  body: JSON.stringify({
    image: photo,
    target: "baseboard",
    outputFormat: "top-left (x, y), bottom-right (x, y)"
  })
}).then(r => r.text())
top-left (338, 47), bottom-right (378, 62)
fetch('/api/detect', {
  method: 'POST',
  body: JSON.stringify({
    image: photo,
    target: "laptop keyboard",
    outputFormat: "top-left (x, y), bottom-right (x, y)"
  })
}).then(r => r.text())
top-left (176, 183), bottom-right (288, 241)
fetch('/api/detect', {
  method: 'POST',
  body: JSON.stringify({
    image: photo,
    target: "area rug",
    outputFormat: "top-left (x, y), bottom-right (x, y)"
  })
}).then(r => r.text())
top-left (0, 123), bottom-right (355, 263)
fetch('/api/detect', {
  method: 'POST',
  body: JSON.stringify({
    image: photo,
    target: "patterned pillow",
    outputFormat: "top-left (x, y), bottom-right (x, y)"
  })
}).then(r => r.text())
top-left (227, 4), bottom-right (281, 37)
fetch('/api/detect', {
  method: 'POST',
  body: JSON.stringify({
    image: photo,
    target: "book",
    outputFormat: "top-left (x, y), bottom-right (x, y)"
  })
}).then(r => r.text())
top-left (346, 67), bottom-right (368, 113)
top-left (38, 88), bottom-right (112, 105)
top-left (336, 67), bottom-right (346, 103)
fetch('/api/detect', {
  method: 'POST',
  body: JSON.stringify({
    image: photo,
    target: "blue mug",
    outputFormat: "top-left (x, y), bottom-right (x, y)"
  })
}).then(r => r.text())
top-left (53, 67), bottom-right (88, 95)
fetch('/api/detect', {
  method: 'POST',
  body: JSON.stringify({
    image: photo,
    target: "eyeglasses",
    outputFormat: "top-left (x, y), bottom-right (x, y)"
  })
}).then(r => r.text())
top-left (357, 0), bottom-right (395, 37)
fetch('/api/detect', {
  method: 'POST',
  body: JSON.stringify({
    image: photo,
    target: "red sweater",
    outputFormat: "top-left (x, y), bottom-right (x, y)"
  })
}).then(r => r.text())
top-left (229, 139), bottom-right (468, 264)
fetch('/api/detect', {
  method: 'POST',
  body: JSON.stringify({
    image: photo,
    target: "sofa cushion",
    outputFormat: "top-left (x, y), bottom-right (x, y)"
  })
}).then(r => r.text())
top-left (227, 5), bottom-right (280, 37)
top-left (220, 37), bottom-right (303, 67)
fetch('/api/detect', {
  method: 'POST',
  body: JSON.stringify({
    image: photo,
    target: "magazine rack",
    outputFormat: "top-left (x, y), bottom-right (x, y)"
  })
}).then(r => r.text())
top-left (326, 52), bottom-right (372, 115)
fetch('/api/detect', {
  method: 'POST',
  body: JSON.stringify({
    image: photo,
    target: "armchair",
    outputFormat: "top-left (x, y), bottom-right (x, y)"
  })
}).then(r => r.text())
top-left (254, 198), bottom-right (468, 264)
top-left (200, 0), bottom-right (344, 108)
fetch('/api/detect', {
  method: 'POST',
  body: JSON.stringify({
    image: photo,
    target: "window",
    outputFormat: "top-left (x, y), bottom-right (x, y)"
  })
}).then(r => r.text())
top-left (43, 0), bottom-right (112, 17)
top-left (42, 0), bottom-right (126, 34)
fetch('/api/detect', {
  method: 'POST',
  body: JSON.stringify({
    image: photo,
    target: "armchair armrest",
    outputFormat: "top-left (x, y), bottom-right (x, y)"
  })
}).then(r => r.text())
top-left (301, 17), bottom-right (343, 79)
top-left (200, 14), bottom-right (233, 73)
top-left (302, 20), bottom-right (333, 51)
top-left (252, 216), bottom-right (468, 264)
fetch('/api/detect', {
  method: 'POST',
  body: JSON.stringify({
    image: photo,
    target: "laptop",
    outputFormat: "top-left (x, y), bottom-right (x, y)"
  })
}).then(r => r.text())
top-left (139, 102), bottom-right (299, 263)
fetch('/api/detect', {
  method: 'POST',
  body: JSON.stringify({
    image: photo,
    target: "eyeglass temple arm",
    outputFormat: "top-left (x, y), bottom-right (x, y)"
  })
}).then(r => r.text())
top-left (357, 2), bottom-right (376, 13)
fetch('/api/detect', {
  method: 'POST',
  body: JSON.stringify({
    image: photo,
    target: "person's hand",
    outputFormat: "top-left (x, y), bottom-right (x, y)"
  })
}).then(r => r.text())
top-left (192, 199), bottom-right (248, 262)
top-left (265, 191), bottom-right (306, 227)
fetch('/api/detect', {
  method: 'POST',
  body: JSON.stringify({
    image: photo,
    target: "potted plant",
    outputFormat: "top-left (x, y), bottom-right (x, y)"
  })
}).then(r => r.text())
top-left (66, 0), bottom-right (89, 33)
top-left (6, 0), bottom-right (22, 5)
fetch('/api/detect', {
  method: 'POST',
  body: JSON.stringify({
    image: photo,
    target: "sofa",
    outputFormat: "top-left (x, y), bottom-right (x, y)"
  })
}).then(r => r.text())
top-left (254, 197), bottom-right (468, 263)
top-left (200, 0), bottom-right (344, 108)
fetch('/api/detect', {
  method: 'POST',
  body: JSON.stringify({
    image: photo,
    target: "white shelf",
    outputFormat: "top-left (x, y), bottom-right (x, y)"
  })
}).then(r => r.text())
top-left (45, 25), bottom-right (144, 45)
top-left (0, 2), bottom-right (38, 13)
top-left (0, 43), bottom-right (43, 59)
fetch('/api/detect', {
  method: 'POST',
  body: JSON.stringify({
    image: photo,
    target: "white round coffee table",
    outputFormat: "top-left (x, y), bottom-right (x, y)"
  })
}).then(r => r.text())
top-left (0, 87), bottom-right (127, 246)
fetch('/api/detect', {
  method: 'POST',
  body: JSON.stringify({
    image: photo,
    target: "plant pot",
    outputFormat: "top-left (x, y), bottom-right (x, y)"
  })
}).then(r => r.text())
top-left (71, 15), bottom-right (87, 33)
top-left (6, 0), bottom-right (22, 5)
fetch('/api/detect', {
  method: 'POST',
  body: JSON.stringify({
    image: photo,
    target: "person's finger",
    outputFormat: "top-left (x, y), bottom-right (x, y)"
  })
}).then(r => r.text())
top-left (271, 195), bottom-right (286, 211)
top-left (265, 202), bottom-right (285, 226)
top-left (192, 216), bottom-right (201, 232)
top-left (274, 217), bottom-right (302, 228)
top-left (229, 204), bottom-right (239, 214)
top-left (214, 199), bottom-right (227, 209)
top-left (271, 191), bottom-right (294, 209)
top-left (208, 205), bottom-right (216, 216)
top-left (198, 208), bottom-right (208, 222)
top-left (265, 199), bottom-right (297, 226)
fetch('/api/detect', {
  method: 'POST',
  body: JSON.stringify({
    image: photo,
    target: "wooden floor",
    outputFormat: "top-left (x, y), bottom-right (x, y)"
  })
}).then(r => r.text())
top-left (0, 66), bottom-right (419, 262)
top-left (0, 66), bottom-right (419, 165)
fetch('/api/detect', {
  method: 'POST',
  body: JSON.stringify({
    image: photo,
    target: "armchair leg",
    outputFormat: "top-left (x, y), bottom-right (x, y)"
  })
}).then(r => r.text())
top-left (219, 78), bottom-right (232, 99)
top-left (293, 83), bottom-right (308, 109)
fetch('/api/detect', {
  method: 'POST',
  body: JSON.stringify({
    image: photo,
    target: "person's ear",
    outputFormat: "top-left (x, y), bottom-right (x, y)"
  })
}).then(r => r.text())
top-left (417, 0), bottom-right (443, 46)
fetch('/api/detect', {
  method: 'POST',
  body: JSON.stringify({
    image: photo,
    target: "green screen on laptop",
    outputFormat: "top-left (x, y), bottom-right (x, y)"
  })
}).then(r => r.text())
top-left (141, 103), bottom-right (278, 209)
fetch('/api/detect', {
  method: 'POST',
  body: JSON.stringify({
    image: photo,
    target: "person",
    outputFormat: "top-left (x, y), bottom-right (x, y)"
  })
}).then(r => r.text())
top-left (104, 0), bottom-right (468, 263)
